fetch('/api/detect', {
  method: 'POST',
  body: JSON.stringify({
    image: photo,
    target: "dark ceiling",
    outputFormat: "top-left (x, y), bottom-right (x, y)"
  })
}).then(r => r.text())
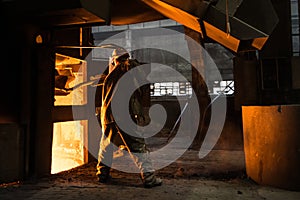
top-left (3, 0), bottom-right (278, 52)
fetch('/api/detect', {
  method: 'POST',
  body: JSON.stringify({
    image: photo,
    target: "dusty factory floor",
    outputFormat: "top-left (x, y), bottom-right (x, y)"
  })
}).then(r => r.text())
top-left (0, 148), bottom-right (299, 200)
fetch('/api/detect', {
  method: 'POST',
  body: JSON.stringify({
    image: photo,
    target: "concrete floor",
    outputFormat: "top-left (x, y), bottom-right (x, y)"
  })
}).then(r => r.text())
top-left (0, 148), bottom-right (299, 200)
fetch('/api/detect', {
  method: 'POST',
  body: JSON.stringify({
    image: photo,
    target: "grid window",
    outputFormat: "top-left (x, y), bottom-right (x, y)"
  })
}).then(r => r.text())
top-left (212, 80), bottom-right (234, 95)
top-left (150, 81), bottom-right (192, 96)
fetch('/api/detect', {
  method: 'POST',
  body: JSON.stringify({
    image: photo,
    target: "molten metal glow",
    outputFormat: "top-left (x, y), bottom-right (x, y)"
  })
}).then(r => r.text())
top-left (51, 120), bottom-right (88, 174)
top-left (52, 54), bottom-right (88, 174)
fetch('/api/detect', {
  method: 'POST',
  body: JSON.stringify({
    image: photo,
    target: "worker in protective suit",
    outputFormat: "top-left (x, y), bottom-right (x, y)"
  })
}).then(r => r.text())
top-left (96, 48), bottom-right (162, 188)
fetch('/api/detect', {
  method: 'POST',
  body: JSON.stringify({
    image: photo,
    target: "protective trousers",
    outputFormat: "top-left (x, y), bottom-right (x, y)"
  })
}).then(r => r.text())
top-left (96, 123), bottom-right (155, 180)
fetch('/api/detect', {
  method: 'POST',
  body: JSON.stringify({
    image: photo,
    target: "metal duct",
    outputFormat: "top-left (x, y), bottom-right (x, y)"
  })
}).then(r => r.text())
top-left (142, 0), bottom-right (279, 52)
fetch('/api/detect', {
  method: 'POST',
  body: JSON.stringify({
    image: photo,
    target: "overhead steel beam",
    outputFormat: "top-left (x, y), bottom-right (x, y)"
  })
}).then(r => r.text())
top-left (142, 0), bottom-right (279, 52)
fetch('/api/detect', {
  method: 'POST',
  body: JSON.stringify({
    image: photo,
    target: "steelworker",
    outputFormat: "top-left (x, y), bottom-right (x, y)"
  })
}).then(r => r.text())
top-left (96, 48), bottom-right (162, 188)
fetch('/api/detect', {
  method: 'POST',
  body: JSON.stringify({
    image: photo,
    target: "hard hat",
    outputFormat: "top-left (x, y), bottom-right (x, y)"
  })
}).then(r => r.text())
top-left (111, 48), bottom-right (129, 62)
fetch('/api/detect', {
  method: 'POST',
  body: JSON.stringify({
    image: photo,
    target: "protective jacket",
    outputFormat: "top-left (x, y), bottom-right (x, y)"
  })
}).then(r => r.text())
top-left (99, 59), bottom-right (145, 125)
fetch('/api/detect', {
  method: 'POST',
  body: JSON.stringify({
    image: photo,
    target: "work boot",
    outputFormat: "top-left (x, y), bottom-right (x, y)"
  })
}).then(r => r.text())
top-left (142, 172), bottom-right (163, 188)
top-left (97, 174), bottom-right (112, 183)
top-left (96, 165), bottom-right (111, 183)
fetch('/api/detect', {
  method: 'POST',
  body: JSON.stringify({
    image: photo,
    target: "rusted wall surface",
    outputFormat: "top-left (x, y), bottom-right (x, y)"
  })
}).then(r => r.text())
top-left (242, 105), bottom-right (300, 191)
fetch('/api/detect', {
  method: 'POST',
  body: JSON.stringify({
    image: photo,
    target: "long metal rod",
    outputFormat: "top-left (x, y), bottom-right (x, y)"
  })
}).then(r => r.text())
top-left (55, 43), bottom-right (125, 49)
top-left (170, 100), bottom-right (189, 134)
top-left (115, 126), bottom-right (140, 169)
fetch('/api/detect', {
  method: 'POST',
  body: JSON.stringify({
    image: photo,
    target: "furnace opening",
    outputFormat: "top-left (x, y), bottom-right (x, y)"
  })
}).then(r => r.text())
top-left (51, 54), bottom-right (88, 174)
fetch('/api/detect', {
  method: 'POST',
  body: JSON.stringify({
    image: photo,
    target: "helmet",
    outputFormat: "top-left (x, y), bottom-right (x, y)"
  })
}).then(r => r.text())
top-left (111, 48), bottom-right (130, 63)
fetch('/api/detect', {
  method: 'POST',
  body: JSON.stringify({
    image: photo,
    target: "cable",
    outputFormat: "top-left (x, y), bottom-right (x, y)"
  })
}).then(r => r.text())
top-left (225, 0), bottom-right (231, 38)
